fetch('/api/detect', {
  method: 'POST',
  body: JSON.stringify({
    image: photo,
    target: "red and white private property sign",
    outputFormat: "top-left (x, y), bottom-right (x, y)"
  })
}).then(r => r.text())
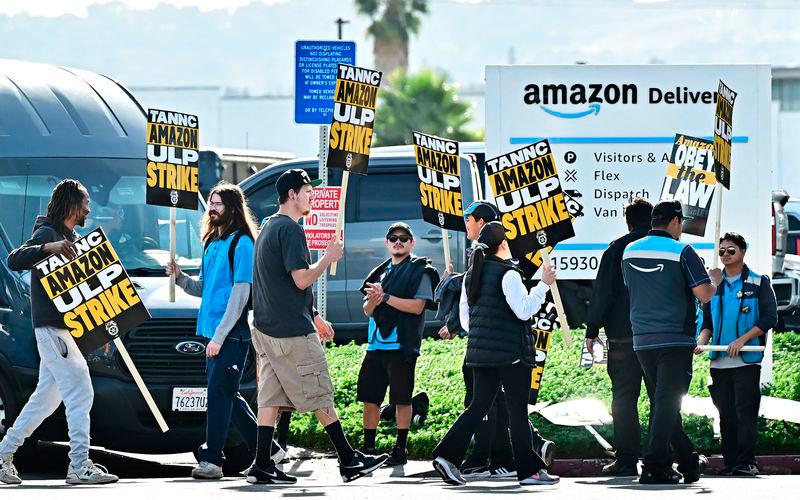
top-left (304, 186), bottom-right (341, 250)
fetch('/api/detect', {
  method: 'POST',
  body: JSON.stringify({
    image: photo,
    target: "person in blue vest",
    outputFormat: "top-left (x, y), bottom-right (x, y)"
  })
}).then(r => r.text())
top-left (167, 182), bottom-right (282, 479)
top-left (622, 199), bottom-right (718, 485)
top-left (695, 232), bottom-right (777, 477)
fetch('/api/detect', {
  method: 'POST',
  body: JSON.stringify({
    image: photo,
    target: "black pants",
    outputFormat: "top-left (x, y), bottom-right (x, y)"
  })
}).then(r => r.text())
top-left (636, 347), bottom-right (695, 471)
top-left (607, 340), bottom-right (645, 466)
top-left (434, 363), bottom-right (545, 480)
top-left (709, 365), bottom-right (761, 467)
top-left (462, 362), bottom-right (513, 469)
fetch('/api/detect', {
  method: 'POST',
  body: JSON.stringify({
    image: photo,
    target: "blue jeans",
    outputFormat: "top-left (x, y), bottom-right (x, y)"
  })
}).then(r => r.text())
top-left (197, 323), bottom-right (257, 466)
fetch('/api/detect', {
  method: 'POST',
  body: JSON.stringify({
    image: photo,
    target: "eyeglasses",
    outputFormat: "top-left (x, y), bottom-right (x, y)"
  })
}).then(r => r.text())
top-left (208, 202), bottom-right (225, 209)
top-left (387, 234), bottom-right (411, 243)
top-left (719, 246), bottom-right (738, 256)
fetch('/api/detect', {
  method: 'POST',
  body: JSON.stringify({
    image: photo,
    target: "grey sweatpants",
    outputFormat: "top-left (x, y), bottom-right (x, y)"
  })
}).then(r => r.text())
top-left (0, 326), bottom-right (93, 468)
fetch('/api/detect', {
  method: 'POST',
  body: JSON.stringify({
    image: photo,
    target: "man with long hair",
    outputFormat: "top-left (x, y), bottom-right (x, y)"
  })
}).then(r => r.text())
top-left (1, 179), bottom-right (118, 485)
top-left (168, 181), bottom-right (282, 479)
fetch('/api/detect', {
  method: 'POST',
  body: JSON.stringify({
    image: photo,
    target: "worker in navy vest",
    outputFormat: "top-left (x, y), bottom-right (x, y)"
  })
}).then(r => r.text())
top-left (696, 232), bottom-right (777, 477)
top-left (167, 182), bottom-right (283, 479)
top-left (622, 200), bottom-right (718, 485)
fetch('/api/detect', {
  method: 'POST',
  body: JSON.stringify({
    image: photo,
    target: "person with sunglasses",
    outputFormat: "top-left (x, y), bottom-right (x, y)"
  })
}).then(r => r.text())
top-left (695, 232), bottom-right (777, 476)
top-left (358, 222), bottom-right (440, 467)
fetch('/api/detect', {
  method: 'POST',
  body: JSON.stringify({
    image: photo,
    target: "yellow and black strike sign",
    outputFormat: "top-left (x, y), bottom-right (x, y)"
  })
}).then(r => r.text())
top-left (485, 140), bottom-right (575, 259)
top-left (413, 131), bottom-right (466, 232)
top-left (529, 296), bottom-right (557, 405)
top-left (146, 108), bottom-right (199, 209)
top-left (659, 134), bottom-right (716, 237)
top-left (326, 64), bottom-right (382, 175)
top-left (33, 228), bottom-right (151, 354)
top-left (713, 80), bottom-right (736, 190)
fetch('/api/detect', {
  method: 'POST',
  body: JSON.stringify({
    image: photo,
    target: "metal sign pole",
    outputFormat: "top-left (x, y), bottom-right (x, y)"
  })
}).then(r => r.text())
top-left (317, 125), bottom-right (329, 320)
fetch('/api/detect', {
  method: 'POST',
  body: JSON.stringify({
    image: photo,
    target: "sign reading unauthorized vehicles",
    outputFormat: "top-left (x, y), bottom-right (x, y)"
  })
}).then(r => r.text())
top-left (304, 187), bottom-right (341, 250)
top-left (485, 64), bottom-right (771, 280)
top-left (295, 40), bottom-right (356, 125)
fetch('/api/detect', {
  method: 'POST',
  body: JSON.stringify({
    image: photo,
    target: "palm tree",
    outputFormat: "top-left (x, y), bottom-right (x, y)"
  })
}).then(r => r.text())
top-left (354, 0), bottom-right (428, 79)
top-left (373, 69), bottom-right (483, 146)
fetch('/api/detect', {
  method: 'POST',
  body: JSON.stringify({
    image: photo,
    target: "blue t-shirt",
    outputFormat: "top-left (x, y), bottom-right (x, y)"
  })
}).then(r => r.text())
top-left (196, 231), bottom-right (254, 339)
top-left (367, 264), bottom-right (432, 351)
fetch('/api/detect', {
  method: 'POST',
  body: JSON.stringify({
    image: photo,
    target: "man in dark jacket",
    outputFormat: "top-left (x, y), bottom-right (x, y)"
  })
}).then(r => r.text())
top-left (359, 222), bottom-right (439, 467)
top-left (0, 179), bottom-right (118, 486)
top-left (585, 197), bottom-right (652, 476)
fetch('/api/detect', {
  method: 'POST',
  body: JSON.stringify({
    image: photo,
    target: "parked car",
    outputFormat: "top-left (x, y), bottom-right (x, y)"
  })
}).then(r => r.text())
top-left (0, 59), bottom-right (254, 469)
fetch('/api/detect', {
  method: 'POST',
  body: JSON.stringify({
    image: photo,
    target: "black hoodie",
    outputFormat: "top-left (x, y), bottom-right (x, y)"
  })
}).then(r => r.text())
top-left (7, 216), bottom-right (78, 329)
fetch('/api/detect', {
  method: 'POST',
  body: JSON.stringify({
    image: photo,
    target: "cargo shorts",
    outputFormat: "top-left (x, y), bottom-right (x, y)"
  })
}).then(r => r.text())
top-left (251, 328), bottom-right (335, 412)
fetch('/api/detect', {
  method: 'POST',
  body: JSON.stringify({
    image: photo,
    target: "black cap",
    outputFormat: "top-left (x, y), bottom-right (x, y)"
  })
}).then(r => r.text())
top-left (276, 169), bottom-right (322, 196)
top-left (464, 200), bottom-right (499, 223)
top-left (651, 199), bottom-right (684, 223)
top-left (386, 222), bottom-right (413, 239)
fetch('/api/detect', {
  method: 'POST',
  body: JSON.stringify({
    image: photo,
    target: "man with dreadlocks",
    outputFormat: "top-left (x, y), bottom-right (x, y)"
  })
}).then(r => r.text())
top-left (1, 179), bottom-right (118, 485)
top-left (167, 182), bottom-right (284, 479)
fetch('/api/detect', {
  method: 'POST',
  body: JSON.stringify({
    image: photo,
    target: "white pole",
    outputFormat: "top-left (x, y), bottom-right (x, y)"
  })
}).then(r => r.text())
top-left (540, 248), bottom-right (572, 345)
top-left (168, 207), bottom-right (176, 303)
top-left (114, 338), bottom-right (169, 432)
top-left (695, 345), bottom-right (765, 352)
top-left (442, 228), bottom-right (451, 270)
top-left (329, 170), bottom-right (349, 276)
top-left (317, 125), bottom-right (329, 320)
top-left (711, 184), bottom-right (723, 268)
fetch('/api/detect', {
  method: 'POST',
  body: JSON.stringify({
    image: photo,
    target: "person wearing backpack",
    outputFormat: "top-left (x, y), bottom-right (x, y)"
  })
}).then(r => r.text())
top-left (167, 182), bottom-right (283, 479)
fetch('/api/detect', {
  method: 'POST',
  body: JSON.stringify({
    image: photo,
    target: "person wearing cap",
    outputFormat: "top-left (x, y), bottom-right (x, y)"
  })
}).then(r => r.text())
top-left (622, 199), bottom-right (718, 485)
top-left (248, 169), bottom-right (389, 485)
top-left (585, 197), bottom-right (653, 477)
top-left (695, 232), bottom-right (777, 476)
top-left (432, 222), bottom-right (558, 487)
top-left (357, 222), bottom-right (440, 467)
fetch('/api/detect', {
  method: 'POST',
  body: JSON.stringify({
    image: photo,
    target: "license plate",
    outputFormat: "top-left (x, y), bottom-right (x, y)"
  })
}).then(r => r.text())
top-left (171, 387), bottom-right (207, 412)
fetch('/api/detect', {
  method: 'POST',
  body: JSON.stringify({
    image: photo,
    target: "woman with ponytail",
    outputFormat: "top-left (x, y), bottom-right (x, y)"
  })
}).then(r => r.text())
top-left (432, 222), bottom-right (559, 487)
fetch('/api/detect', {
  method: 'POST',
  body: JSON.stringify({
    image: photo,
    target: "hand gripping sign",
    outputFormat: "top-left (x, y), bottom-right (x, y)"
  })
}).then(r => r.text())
top-left (659, 134), bottom-right (717, 237)
top-left (325, 64), bottom-right (383, 275)
top-left (146, 108), bottom-right (200, 302)
top-left (712, 81), bottom-right (737, 267)
top-left (413, 131), bottom-right (466, 269)
top-left (33, 228), bottom-right (168, 432)
top-left (485, 140), bottom-right (575, 343)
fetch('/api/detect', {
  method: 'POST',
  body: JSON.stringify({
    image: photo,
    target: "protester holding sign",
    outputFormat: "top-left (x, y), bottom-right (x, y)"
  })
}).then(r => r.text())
top-left (584, 197), bottom-right (653, 477)
top-left (432, 222), bottom-right (558, 487)
top-left (696, 232), bottom-right (777, 477)
top-left (166, 182), bottom-right (284, 479)
top-left (358, 222), bottom-right (439, 467)
top-left (249, 169), bottom-right (388, 485)
top-left (0, 180), bottom-right (118, 486)
top-left (622, 200), bottom-right (717, 485)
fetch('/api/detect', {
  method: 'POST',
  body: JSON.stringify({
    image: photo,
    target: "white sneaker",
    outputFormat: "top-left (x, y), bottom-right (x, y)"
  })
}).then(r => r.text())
top-left (65, 460), bottom-right (119, 485)
top-left (0, 453), bottom-right (21, 485)
top-left (520, 469), bottom-right (560, 485)
top-left (432, 457), bottom-right (466, 486)
top-left (489, 466), bottom-right (517, 478)
top-left (191, 461), bottom-right (223, 480)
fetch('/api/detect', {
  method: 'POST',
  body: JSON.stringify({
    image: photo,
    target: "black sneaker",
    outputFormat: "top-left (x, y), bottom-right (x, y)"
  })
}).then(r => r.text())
top-left (383, 446), bottom-right (407, 467)
top-left (358, 446), bottom-right (377, 456)
top-left (639, 467), bottom-right (682, 485)
top-left (340, 450), bottom-right (389, 483)
top-left (602, 460), bottom-right (638, 477)
top-left (717, 464), bottom-right (736, 476)
top-left (461, 464), bottom-right (491, 479)
top-left (677, 453), bottom-right (707, 484)
top-left (246, 463), bottom-right (297, 485)
top-left (732, 464), bottom-right (759, 476)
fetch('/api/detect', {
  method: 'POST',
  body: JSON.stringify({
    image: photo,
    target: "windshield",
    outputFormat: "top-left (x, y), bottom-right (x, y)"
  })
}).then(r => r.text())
top-left (0, 158), bottom-right (203, 274)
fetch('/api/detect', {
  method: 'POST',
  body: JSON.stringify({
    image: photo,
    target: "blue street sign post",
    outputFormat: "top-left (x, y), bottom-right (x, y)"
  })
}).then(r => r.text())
top-left (294, 40), bottom-right (356, 125)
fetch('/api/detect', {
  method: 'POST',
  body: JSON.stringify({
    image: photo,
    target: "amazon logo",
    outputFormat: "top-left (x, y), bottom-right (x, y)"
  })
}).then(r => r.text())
top-left (523, 83), bottom-right (637, 119)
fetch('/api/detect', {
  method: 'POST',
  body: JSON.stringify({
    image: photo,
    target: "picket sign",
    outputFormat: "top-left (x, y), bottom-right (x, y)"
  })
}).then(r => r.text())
top-left (442, 228), bottom-right (451, 270)
top-left (114, 337), bottom-right (169, 432)
top-left (540, 248), bottom-right (572, 345)
top-left (711, 186), bottom-right (723, 269)
top-left (168, 207), bottom-right (177, 302)
top-left (329, 170), bottom-right (349, 276)
top-left (696, 345), bottom-right (765, 352)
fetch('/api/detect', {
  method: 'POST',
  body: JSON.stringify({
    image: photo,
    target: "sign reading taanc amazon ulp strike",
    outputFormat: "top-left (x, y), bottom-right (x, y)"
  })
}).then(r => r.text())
top-left (34, 228), bottom-right (151, 354)
top-left (413, 131), bottom-right (466, 232)
top-left (529, 295), bottom-right (558, 405)
top-left (146, 108), bottom-right (199, 209)
top-left (326, 64), bottom-right (382, 175)
top-left (486, 140), bottom-right (575, 260)
top-left (713, 80), bottom-right (736, 190)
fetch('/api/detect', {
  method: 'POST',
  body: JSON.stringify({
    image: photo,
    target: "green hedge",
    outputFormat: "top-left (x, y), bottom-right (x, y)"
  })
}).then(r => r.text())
top-left (286, 330), bottom-right (800, 459)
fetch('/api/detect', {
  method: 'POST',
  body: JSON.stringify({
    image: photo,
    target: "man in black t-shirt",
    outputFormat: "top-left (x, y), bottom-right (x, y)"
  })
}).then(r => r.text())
top-left (247, 169), bottom-right (388, 485)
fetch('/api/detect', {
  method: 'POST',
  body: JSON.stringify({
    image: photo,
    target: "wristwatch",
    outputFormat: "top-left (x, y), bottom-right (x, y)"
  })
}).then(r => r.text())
top-left (383, 292), bottom-right (391, 304)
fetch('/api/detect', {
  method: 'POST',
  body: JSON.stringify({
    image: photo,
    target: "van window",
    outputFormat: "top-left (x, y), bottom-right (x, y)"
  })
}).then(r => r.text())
top-left (356, 173), bottom-right (421, 222)
top-left (247, 184), bottom-right (281, 224)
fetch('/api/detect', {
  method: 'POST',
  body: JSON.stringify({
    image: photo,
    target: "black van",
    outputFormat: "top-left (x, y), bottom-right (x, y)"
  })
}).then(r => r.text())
top-left (0, 59), bottom-right (255, 466)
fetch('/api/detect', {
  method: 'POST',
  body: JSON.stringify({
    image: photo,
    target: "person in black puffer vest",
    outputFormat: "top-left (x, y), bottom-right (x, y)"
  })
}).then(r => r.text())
top-left (432, 222), bottom-right (560, 487)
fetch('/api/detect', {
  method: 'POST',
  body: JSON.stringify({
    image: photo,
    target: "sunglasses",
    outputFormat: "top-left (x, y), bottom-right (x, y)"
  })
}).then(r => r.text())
top-left (387, 234), bottom-right (411, 243)
top-left (719, 246), bottom-right (738, 256)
